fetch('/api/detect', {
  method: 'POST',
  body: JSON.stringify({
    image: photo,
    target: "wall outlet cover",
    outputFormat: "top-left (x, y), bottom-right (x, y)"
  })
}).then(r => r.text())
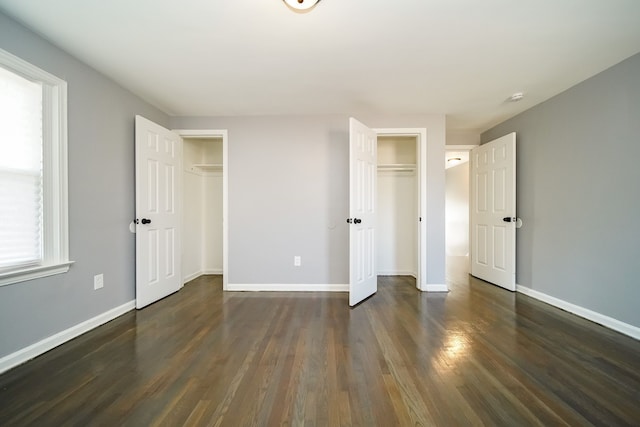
top-left (94, 274), bottom-right (104, 290)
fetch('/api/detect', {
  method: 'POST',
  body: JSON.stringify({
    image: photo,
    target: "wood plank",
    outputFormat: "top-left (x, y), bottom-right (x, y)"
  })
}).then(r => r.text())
top-left (0, 270), bottom-right (639, 426)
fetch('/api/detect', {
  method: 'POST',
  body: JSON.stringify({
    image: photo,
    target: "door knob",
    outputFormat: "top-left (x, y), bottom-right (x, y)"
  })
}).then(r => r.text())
top-left (141, 218), bottom-right (152, 225)
top-left (503, 217), bottom-right (516, 222)
top-left (354, 218), bottom-right (362, 224)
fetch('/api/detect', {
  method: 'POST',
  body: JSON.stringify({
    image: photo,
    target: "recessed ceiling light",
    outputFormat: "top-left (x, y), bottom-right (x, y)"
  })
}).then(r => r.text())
top-left (509, 92), bottom-right (525, 102)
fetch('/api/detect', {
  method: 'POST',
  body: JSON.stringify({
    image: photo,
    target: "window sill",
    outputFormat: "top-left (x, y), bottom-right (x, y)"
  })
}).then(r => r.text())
top-left (0, 261), bottom-right (74, 287)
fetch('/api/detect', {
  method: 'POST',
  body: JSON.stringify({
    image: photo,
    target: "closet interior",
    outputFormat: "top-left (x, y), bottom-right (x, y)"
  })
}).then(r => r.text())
top-left (182, 137), bottom-right (223, 283)
top-left (377, 135), bottom-right (418, 278)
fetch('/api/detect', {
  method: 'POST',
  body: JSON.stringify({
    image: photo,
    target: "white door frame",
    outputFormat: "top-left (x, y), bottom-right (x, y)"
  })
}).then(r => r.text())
top-left (374, 128), bottom-right (427, 291)
top-left (173, 129), bottom-right (229, 291)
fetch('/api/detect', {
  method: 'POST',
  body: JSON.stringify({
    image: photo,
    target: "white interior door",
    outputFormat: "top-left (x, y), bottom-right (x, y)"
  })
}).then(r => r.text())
top-left (470, 132), bottom-right (516, 291)
top-left (135, 115), bottom-right (182, 309)
top-left (348, 118), bottom-right (377, 306)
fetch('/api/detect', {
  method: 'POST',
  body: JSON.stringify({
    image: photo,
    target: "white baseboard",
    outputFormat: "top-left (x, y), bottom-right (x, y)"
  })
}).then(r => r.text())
top-left (516, 285), bottom-right (640, 340)
top-left (227, 283), bottom-right (348, 292)
top-left (422, 283), bottom-right (449, 292)
top-left (377, 270), bottom-right (416, 277)
top-left (183, 269), bottom-right (224, 284)
top-left (0, 300), bottom-right (135, 375)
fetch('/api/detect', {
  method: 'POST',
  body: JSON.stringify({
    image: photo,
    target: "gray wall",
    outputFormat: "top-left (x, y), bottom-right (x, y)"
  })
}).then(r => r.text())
top-left (170, 114), bottom-right (446, 287)
top-left (0, 12), bottom-right (169, 358)
top-left (482, 52), bottom-right (640, 328)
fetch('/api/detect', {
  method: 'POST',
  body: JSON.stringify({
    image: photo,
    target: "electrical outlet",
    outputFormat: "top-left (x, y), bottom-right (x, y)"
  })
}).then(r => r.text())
top-left (294, 256), bottom-right (301, 267)
top-left (94, 274), bottom-right (104, 290)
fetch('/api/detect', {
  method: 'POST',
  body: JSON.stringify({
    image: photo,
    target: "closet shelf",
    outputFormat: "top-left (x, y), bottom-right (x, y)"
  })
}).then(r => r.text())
top-left (377, 163), bottom-right (416, 171)
top-left (189, 163), bottom-right (223, 173)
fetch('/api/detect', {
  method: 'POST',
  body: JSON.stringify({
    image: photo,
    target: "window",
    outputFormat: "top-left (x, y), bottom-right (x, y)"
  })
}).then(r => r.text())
top-left (0, 48), bottom-right (70, 286)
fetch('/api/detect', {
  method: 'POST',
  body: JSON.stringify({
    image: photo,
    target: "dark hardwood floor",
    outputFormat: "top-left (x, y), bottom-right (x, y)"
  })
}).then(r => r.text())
top-left (1, 258), bottom-right (639, 426)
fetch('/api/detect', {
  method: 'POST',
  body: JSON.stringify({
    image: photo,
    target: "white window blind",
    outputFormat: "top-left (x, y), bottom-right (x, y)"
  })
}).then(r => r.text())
top-left (0, 48), bottom-right (70, 287)
top-left (0, 65), bottom-right (44, 270)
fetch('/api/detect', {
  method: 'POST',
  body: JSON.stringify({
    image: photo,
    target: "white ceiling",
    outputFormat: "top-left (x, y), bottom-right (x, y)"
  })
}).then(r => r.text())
top-left (1, 0), bottom-right (639, 132)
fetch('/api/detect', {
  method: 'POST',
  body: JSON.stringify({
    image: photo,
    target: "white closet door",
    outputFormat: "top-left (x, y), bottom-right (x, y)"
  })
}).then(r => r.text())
top-left (348, 118), bottom-right (377, 306)
top-left (135, 115), bottom-right (182, 309)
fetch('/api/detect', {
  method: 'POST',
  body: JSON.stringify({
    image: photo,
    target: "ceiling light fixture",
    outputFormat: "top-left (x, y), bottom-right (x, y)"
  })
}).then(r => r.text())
top-left (283, 0), bottom-right (321, 11)
top-left (509, 92), bottom-right (524, 102)
top-left (447, 157), bottom-right (462, 162)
